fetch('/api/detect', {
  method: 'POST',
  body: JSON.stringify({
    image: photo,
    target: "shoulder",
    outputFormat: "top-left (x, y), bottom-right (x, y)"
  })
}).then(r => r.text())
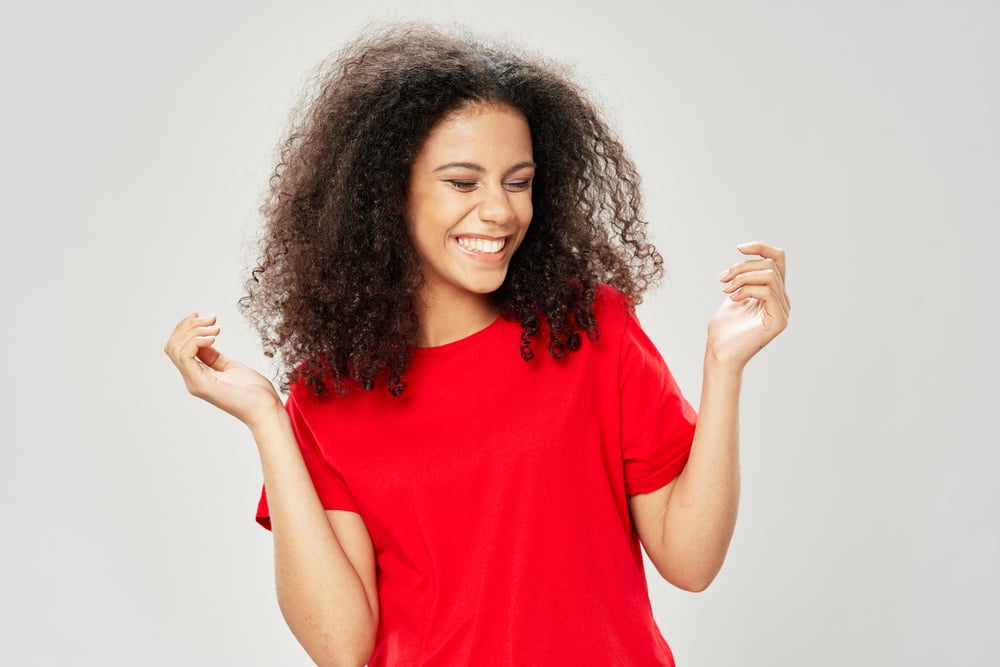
top-left (593, 283), bottom-right (633, 311)
top-left (592, 283), bottom-right (636, 333)
top-left (591, 284), bottom-right (666, 367)
top-left (286, 360), bottom-right (343, 413)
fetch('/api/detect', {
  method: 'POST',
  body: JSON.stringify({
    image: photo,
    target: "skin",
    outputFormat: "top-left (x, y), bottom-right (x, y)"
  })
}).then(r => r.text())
top-left (164, 100), bottom-right (790, 663)
top-left (627, 242), bottom-right (790, 591)
top-left (406, 103), bottom-right (536, 346)
top-left (163, 319), bottom-right (377, 667)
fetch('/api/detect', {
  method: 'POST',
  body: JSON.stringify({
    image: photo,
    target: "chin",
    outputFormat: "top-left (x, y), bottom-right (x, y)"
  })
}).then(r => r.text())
top-left (463, 272), bottom-right (508, 295)
top-left (467, 281), bottom-right (505, 295)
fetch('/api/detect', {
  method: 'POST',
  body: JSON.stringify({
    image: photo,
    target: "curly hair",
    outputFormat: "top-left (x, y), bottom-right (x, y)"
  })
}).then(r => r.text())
top-left (241, 23), bottom-right (663, 396)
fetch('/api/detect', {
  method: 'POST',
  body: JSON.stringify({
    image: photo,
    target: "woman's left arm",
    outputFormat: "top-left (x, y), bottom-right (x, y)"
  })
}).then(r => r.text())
top-left (628, 242), bottom-right (790, 592)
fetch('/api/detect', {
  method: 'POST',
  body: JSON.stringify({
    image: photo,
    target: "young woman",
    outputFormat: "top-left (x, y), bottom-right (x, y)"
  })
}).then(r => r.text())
top-left (165, 25), bottom-right (789, 667)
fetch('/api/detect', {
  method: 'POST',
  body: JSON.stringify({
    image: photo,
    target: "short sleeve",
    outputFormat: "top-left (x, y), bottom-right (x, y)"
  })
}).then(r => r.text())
top-left (255, 393), bottom-right (359, 530)
top-left (619, 309), bottom-right (697, 496)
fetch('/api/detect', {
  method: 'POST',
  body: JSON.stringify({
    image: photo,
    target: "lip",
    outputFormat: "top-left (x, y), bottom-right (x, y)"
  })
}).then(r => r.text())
top-left (452, 234), bottom-right (512, 263)
top-left (453, 233), bottom-right (509, 241)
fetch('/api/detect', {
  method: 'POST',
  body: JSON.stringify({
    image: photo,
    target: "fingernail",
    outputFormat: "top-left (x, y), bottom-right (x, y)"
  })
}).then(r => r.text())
top-left (736, 242), bottom-right (753, 250)
top-left (718, 270), bottom-right (730, 281)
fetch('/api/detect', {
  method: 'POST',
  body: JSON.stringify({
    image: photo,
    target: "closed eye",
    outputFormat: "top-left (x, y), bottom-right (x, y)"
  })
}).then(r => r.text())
top-left (504, 180), bottom-right (531, 192)
top-left (448, 180), bottom-right (478, 191)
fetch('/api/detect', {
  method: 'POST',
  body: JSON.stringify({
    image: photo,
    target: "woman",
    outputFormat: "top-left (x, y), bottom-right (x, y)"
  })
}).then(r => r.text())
top-left (165, 24), bottom-right (789, 666)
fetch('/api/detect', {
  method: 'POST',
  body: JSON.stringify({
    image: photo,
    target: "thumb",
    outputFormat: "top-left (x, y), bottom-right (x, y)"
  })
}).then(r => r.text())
top-left (196, 345), bottom-right (227, 371)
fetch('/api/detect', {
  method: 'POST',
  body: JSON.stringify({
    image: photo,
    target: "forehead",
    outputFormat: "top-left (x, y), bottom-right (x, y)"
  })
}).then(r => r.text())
top-left (416, 103), bottom-right (533, 162)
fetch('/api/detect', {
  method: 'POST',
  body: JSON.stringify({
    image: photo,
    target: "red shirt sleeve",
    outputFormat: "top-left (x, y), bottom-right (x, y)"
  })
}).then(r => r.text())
top-left (255, 393), bottom-right (360, 530)
top-left (619, 309), bottom-right (697, 496)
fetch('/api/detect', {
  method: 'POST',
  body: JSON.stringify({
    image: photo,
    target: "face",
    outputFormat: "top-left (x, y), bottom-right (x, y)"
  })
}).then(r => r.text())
top-left (406, 103), bottom-right (535, 305)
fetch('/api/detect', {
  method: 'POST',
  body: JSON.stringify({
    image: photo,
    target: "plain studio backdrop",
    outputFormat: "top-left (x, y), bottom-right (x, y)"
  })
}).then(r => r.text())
top-left (1, 1), bottom-right (996, 665)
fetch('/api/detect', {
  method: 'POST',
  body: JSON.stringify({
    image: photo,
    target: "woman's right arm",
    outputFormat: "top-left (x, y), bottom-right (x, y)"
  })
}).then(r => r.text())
top-left (164, 313), bottom-right (378, 667)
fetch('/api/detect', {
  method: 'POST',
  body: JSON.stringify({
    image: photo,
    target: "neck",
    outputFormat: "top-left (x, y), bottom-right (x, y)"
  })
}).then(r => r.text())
top-left (413, 290), bottom-right (499, 347)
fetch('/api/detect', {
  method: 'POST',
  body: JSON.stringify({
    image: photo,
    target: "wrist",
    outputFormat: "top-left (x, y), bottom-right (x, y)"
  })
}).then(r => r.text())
top-left (247, 402), bottom-right (291, 440)
top-left (700, 349), bottom-right (744, 410)
top-left (703, 346), bottom-right (747, 380)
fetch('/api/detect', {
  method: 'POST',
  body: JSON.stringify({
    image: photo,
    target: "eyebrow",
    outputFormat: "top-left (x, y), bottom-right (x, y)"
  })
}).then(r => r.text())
top-left (432, 161), bottom-right (536, 174)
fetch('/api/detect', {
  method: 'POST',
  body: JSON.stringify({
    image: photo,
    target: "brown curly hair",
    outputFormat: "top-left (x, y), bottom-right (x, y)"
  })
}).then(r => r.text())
top-left (241, 23), bottom-right (663, 396)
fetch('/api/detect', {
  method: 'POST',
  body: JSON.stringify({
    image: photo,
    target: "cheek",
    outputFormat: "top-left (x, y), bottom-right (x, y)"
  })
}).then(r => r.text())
top-left (520, 200), bottom-right (533, 227)
top-left (404, 210), bottom-right (433, 259)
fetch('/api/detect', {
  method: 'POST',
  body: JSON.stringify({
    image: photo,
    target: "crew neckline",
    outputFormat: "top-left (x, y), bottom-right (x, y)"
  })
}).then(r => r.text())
top-left (409, 313), bottom-right (507, 356)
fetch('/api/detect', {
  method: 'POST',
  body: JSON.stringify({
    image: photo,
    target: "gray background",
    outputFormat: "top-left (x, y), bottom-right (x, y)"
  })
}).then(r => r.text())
top-left (2, 1), bottom-right (997, 665)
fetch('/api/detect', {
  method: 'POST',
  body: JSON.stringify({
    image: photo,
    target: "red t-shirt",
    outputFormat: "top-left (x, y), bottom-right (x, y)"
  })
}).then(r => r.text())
top-left (257, 285), bottom-right (697, 666)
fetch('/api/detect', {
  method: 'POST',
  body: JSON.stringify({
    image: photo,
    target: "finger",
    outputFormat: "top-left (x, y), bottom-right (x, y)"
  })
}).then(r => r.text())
top-left (722, 268), bottom-right (787, 314)
top-left (196, 344), bottom-right (230, 372)
top-left (192, 315), bottom-right (217, 330)
top-left (166, 312), bottom-right (218, 347)
top-left (169, 334), bottom-right (217, 378)
top-left (726, 273), bottom-right (791, 314)
top-left (192, 325), bottom-right (221, 339)
top-left (169, 312), bottom-right (216, 336)
top-left (722, 267), bottom-right (783, 293)
top-left (728, 284), bottom-right (791, 318)
top-left (166, 325), bottom-right (221, 366)
top-left (735, 242), bottom-right (786, 280)
top-left (165, 316), bottom-right (222, 378)
top-left (165, 313), bottom-right (217, 356)
top-left (179, 339), bottom-right (229, 398)
top-left (718, 258), bottom-right (780, 283)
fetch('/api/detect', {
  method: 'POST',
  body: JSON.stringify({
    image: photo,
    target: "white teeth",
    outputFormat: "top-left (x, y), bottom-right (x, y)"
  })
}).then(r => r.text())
top-left (457, 237), bottom-right (505, 254)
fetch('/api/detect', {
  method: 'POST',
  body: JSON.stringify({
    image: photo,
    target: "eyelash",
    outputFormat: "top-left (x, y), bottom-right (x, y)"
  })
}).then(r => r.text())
top-left (448, 180), bottom-right (531, 192)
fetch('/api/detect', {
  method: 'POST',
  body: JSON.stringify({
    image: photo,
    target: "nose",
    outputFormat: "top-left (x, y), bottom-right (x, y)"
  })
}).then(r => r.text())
top-left (477, 187), bottom-right (516, 226)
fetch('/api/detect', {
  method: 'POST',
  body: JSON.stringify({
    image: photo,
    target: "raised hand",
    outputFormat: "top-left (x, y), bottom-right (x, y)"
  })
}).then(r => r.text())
top-left (707, 242), bottom-right (790, 371)
top-left (164, 313), bottom-right (284, 430)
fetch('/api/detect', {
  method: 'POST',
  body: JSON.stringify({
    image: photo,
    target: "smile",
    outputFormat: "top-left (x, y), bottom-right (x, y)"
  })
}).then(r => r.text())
top-left (455, 236), bottom-right (507, 254)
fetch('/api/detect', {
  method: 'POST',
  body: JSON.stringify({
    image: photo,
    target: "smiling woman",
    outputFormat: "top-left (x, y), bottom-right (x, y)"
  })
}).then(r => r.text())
top-left (163, 22), bottom-right (789, 667)
top-left (231, 26), bottom-right (669, 399)
top-left (406, 103), bottom-right (535, 345)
